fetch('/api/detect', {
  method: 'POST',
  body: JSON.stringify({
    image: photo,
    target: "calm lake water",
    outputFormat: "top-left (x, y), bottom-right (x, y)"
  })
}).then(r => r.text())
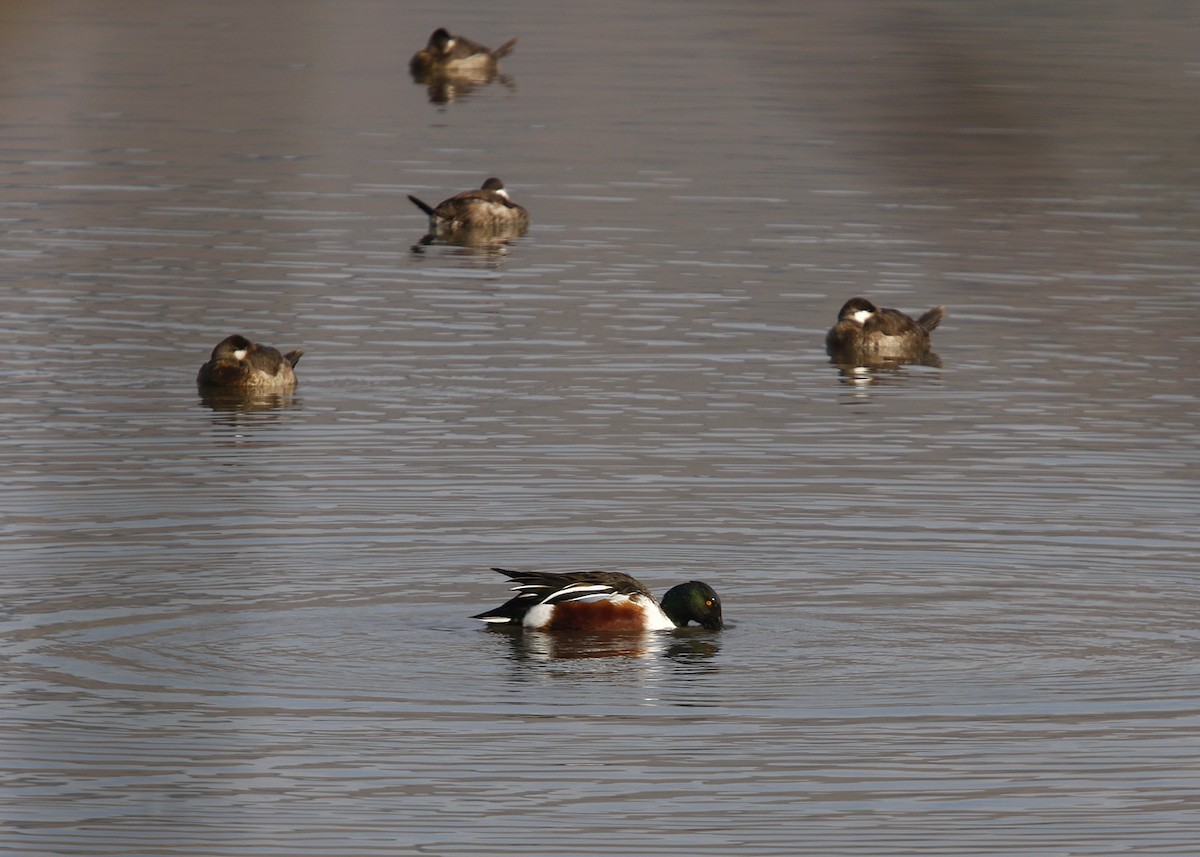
top-left (2, 1), bottom-right (1198, 854)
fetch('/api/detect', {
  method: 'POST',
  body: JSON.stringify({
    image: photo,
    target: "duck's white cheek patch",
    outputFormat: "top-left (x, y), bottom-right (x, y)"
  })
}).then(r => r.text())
top-left (852, 310), bottom-right (873, 324)
top-left (233, 349), bottom-right (249, 360)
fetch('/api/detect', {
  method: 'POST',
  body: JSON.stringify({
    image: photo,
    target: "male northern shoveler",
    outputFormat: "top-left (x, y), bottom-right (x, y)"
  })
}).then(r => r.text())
top-left (474, 568), bottom-right (724, 632)
top-left (408, 177), bottom-right (530, 237)
top-left (197, 334), bottom-right (304, 391)
top-left (825, 296), bottom-right (945, 364)
top-left (409, 28), bottom-right (517, 77)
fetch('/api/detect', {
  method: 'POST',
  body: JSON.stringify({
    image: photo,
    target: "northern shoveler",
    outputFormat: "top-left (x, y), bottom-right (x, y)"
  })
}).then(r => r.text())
top-left (197, 334), bottom-right (303, 391)
top-left (409, 28), bottom-right (517, 77)
top-left (408, 177), bottom-right (530, 237)
top-left (825, 296), bottom-right (945, 364)
top-left (474, 568), bottom-right (724, 632)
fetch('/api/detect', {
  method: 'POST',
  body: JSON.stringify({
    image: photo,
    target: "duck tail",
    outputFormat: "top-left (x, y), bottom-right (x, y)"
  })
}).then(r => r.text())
top-left (474, 567), bottom-right (532, 624)
top-left (918, 306), bottom-right (945, 332)
top-left (493, 37), bottom-right (517, 60)
top-left (408, 194), bottom-right (437, 217)
top-left (284, 349), bottom-right (304, 368)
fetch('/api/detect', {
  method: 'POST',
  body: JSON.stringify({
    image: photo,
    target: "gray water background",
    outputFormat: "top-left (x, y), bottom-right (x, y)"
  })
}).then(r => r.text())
top-left (1, 1), bottom-right (1198, 854)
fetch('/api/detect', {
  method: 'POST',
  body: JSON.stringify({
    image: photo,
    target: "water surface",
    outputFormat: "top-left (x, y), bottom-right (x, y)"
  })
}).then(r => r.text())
top-left (2, 1), bottom-right (1198, 854)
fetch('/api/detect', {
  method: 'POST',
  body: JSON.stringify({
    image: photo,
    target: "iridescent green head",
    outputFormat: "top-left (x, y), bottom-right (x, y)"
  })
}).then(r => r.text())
top-left (660, 581), bottom-right (723, 630)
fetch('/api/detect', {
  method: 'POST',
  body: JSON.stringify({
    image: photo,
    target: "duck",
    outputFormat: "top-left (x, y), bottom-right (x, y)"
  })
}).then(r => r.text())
top-left (196, 334), bottom-right (303, 391)
top-left (474, 568), bottom-right (724, 632)
top-left (408, 177), bottom-right (530, 236)
top-left (825, 296), bottom-right (945, 363)
top-left (409, 27), bottom-right (517, 77)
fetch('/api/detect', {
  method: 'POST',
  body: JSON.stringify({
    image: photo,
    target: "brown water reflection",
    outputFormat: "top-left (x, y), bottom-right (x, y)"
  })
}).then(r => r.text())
top-left (831, 360), bottom-right (945, 397)
top-left (487, 626), bottom-right (723, 665)
top-left (411, 68), bottom-right (517, 106)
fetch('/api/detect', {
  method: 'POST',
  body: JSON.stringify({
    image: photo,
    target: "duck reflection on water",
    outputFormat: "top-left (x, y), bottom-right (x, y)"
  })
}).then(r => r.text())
top-left (487, 624), bottom-right (723, 665)
top-left (199, 389), bottom-right (299, 414)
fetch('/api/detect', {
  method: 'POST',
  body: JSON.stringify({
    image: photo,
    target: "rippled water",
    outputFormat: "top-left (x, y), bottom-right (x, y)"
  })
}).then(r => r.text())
top-left (2, 1), bottom-right (1199, 854)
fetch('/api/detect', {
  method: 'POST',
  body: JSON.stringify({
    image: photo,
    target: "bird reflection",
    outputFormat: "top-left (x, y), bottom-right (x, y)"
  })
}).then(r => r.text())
top-left (199, 391), bottom-right (301, 443)
top-left (199, 389), bottom-right (299, 413)
top-left (486, 625), bottom-right (722, 664)
top-left (832, 350), bottom-right (943, 377)
top-left (663, 635), bottom-right (723, 665)
top-left (412, 69), bottom-right (516, 105)
top-left (831, 358), bottom-right (943, 401)
top-left (409, 229), bottom-right (523, 262)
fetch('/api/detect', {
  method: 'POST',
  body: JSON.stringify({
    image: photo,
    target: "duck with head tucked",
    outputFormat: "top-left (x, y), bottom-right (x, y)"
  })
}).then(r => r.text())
top-left (474, 568), bottom-right (724, 633)
top-left (408, 177), bottom-right (530, 239)
top-left (825, 297), bottom-right (945, 365)
top-left (197, 334), bottom-right (303, 392)
top-left (410, 27), bottom-right (517, 78)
